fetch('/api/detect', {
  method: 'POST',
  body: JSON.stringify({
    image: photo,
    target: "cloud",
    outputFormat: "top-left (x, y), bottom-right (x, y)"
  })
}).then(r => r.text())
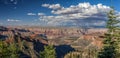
top-left (40, 2), bottom-right (116, 27)
top-left (52, 3), bottom-right (110, 15)
top-left (38, 13), bottom-right (45, 16)
top-left (42, 4), bottom-right (62, 9)
top-left (7, 19), bottom-right (20, 22)
top-left (27, 13), bottom-right (36, 16)
top-left (42, 4), bottom-right (50, 7)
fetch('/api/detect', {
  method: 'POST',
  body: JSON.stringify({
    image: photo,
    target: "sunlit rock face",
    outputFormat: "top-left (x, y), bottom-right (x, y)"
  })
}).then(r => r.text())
top-left (0, 26), bottom-right (107, 58)
top-left (0, 26), bottom-right (107, 46)
top-left (24, 27), bottom-right (107, 48)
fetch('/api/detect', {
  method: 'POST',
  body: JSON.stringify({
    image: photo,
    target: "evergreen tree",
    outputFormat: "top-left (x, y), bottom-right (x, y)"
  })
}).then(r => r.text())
top-left (0, 40), bottom-right (20, 58)
top-left (40, 45), bottom-right (56, 58)
top-left (64, 51), bottom-right (81, 58)
top-left (8, 42), bottom-right (20, 58)
top-left (0, 40), bottom-right (10, 58)
top-left (98, 8), bottom-right (120, 58)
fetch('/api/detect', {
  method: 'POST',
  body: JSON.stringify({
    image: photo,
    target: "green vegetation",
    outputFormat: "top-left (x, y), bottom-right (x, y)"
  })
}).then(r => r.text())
top-left (98, 9), bottom-right (120, 58)
top-left (9, 42), bottom-right (20, 58)
top-left (0, 7), bottom-right (120, 58)
top-left (64, 8), bottom-right (120, 58)
top-left (64, 49), bottom-right (98, 58)
top-left (0, 40), bottom-right (20, 58)
top-left (0, 40), bottom-right (10, 58)
top-left (64, 51), bottom-right (81, 58)
top-left (40, 45), bottom-right (56, 58)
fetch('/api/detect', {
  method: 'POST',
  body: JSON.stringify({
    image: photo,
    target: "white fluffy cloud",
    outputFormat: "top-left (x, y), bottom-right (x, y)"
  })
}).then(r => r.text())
top-left (27, 13), bottom-right (36, 16)
top-left (40, 2), bottom-right (114, 27)
top-left (42, 4), bottom-right (62, 9)
top-left (51, 3), bottom-right (110, 15)
top-left (117, 12), bottom-right (120, 18)
top-left (38, 13), bottom-right (45, 16)
top-left (7, 19), bottom-right (20, 22)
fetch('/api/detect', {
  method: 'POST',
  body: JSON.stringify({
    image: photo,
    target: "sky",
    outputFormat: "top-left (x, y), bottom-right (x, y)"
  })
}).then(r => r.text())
top-left (0, 0), bottom-right (120, 28)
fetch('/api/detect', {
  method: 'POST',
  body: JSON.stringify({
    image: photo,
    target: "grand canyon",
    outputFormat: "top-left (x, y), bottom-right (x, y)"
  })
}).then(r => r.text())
top-left (1, 0), bottom-right (120, 58)
top-left (0, 26), bottom-right (107, 58)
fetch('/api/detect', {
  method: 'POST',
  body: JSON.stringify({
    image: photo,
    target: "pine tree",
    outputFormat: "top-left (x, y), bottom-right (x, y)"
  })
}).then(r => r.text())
top-left (98, 8), bottom-right (120, 58)
top-left (0, 40), bottom-right (10, 58)
top-left (8, 42), bottom-right (20, 58)
top-left (64, 52), bottom-right (80, 58)
top-left (40, 45), bottom-right (56, 58)
top-left (0, 39), bottom-right (20, 58)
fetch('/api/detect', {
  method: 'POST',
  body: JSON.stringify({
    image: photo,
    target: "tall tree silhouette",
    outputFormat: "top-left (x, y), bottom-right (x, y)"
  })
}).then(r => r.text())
top-left (98, 8), bottom-right (120, 58)
top-left (40, 45), bottom-right (56, 58)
